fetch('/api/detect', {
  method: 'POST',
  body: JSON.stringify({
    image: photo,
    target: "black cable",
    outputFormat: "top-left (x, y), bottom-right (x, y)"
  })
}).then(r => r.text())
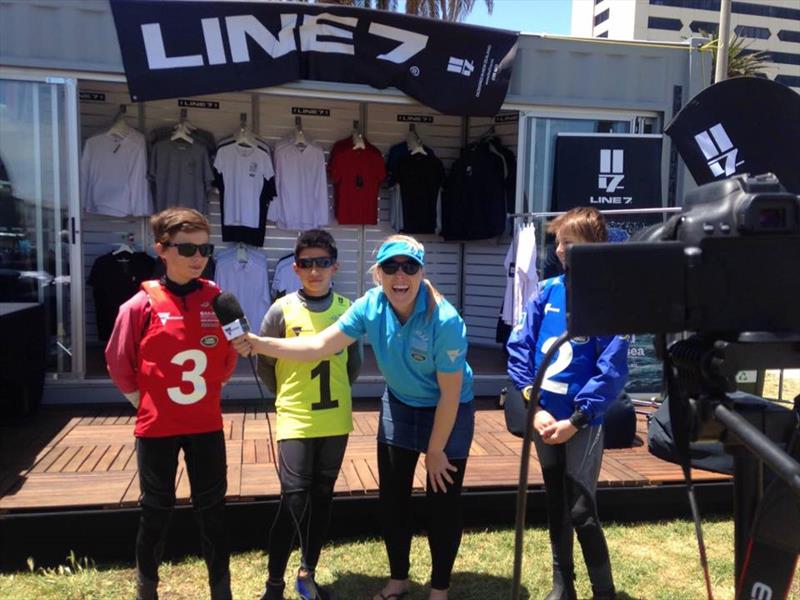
top-left (245, 355), bottom-right (308, 570)
top-left (511, 330), bottom-right (571, 600)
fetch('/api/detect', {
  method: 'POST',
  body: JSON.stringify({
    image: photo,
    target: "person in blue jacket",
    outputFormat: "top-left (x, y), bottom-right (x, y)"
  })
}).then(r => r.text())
top-left (507, 207), bottom-right (628, 600)
top-left (234, 234), bottom-right (474, 600)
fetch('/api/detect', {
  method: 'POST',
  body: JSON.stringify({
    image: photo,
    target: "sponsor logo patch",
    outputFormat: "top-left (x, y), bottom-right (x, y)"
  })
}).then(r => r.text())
top-left (201, 335), bottom-right (219, 348)
top-left (447, 348), bottom-right (465, 363)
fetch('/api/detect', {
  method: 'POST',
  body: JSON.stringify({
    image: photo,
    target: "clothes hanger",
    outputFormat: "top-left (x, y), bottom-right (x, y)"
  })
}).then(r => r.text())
top-left (170, 109), bottom-right (194, 143)
top-left (406, 124), bottom-right (426, 156)
top-left (234, 113), bottom-right (256, 148)
top-left (236, 242), bottom-right (248, 263)
top-left (113, 232), bottom-right (135, 255)
top-left (293, 116), bottom-right (306, 147)
top-left (352, 120), bottom-right (365, 150)
top-left (107, 105), bottom-right (131, 139)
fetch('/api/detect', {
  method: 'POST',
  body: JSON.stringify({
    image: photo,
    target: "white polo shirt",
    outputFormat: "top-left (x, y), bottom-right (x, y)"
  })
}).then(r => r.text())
top-left (270, 140), bottom-right (329, 230)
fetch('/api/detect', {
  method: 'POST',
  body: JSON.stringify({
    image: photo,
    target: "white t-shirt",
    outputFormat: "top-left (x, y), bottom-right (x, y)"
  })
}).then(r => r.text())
top-left (80, 129), bottom-right (151, 216)
top-left (214, 247), bottom-right (271, 331)
top-left (213, 143), bottom-right (274, 228)
top-left (271, 254), bottom-right (302, 298)
top-left (270, 140), bottom-right (329, 230)
top-left (512, 224), bottom-right (538, 326)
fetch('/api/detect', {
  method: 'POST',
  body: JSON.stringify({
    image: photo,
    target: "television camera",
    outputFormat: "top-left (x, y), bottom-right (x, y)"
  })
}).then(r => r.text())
top-left (567, 173), bottom-right (800, 600)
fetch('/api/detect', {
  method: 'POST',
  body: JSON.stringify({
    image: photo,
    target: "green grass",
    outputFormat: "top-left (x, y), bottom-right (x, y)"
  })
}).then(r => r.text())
top-left (1, 518), bottom-right (797, 599)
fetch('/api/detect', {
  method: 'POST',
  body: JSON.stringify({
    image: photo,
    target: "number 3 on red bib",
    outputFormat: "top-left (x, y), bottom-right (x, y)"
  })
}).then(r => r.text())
top-left (167, 349), bottom-right (208, 405)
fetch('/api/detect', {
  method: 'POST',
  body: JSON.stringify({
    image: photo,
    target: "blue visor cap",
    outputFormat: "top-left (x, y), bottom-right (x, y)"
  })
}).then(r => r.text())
top-left (376, 240), bottom-right (425, 267)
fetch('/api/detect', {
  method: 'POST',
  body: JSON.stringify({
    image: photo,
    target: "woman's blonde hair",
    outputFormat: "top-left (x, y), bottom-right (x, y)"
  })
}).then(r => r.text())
top-left (370, 234), bottom-right (444, 318)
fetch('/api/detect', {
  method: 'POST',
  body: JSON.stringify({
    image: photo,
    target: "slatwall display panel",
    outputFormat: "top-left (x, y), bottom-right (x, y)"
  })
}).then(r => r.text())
top-left (255, 95), bottom-right (364, 302)
top-left (461, 112), bottom-right (520, 346)
top-left (78, 81), bottom-right (151, 344)
top-left (462, 242), bottom-right (510, 346)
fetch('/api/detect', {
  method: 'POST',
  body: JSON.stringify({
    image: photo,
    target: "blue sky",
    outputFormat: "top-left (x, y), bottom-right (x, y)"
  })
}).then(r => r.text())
top-left (463, 0), bottom-right (572, 35)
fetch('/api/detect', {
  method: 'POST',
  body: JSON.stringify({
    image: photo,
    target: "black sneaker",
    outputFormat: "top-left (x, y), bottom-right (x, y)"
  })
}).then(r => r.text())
top-left (296, 571), bottom-right (334, 600)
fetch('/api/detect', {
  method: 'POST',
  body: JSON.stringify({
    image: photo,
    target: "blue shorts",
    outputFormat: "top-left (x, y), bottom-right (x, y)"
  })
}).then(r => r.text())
top-left (377, 389), bottom-right (475, 459)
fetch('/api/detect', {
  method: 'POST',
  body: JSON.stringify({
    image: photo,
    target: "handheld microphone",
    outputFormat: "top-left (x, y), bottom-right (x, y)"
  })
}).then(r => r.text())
top-left (212, 292), bottom-right (251, 340)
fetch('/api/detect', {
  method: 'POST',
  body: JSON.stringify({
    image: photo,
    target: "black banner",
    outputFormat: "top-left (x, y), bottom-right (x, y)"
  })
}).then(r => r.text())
top-left (665, 77), bottom-right (800, 193)
top-left (552, 134), bottom-right (663, 234)
top-left (109, 0), bottom-right (519, 117)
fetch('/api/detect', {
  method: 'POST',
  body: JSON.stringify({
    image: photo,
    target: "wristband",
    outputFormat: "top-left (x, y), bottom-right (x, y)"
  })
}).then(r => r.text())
top-left (568, 409), bottom-right (590, 429)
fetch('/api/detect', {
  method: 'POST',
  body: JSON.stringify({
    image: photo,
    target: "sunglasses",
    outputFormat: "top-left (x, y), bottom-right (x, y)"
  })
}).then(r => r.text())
top-left (162, 242), bottom-right (215, 257)
top-left (296, 256), bottom-right (334, 269)
top-left (379, 260), bottom-right (421, 275)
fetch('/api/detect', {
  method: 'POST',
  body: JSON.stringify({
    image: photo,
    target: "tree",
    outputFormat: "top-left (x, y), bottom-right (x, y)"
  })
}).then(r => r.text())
top-left (310, 0), bottom-right (494, 22)
top-left (700, 33), bottom-right (770, 81)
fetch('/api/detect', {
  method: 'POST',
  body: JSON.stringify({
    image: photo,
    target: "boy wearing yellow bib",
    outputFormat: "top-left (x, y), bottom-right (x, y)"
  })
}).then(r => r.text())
top-left (256, 230), bottom-right (361, 600)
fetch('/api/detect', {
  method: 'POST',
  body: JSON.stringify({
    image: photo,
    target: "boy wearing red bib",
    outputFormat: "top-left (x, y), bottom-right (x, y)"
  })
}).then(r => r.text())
top-left (106, 208), bottom-right (237, 600)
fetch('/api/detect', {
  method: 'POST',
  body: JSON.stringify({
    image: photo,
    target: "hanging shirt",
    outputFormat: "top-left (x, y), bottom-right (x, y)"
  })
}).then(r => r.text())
top-left (441, 141), bottom-right (508, 241)
top-left (329, 137), bottom-right (386, 225)
top-left (81, 129), bottom-right (151, 216)
top-left (505, 224), bottom-right (538, 327)
top-left (88, 250), bottom-right (156, 341)
top-left (396, 152), bottom-right (445, 234)
top-left (214, 247), bottom-right (271, 331)
top-left (337, 285), bottom-right (473, 407)
top-left (149, 139), bottom-right (213, 213)
top-left (214, 141), bottom-right (276, 246)
top-left (270, 140), bottom-right (329, 230)
top-left (271, 254), bottom-right (302, 299)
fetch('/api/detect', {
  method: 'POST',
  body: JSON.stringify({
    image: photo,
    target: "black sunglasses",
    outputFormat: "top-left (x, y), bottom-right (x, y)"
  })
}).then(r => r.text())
top-left (296, 256), bottom-right (334, 269)
top-left (379, 260), bottom-right (421, 275)
top-left (162, 242), bottom-right (215, 257)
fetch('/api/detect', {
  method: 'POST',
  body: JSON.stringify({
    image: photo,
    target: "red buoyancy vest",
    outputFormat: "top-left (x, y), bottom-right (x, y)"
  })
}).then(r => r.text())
top-left (135, 279), bottom-right (231, 437)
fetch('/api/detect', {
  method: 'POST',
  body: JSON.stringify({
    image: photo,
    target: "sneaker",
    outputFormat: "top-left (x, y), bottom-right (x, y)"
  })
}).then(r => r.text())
top-left (296, 571), bottom-right (334, 600)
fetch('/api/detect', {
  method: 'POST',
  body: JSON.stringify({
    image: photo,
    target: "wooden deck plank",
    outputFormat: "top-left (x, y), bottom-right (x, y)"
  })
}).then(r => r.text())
top-left (47, 446), bottom-right (81, 473)
top-left (61, 424), bottom-right (135, 446)
top-left (0, 472), bottom-right (137, 510)
top-left (95, 445), bottom-right (124, 472)
top-left (28, 446), bottom-right (68, 474)
top-left (63, 445), bottom-right (95, 473)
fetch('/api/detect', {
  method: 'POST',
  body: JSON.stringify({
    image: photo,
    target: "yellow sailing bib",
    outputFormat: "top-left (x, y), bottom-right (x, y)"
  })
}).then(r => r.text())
top-left (275, 292), bottom-right (353, 440)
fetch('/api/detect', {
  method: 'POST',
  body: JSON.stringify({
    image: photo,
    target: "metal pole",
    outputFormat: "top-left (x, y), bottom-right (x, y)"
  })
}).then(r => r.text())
top-left (715, 0), bottom-right (732, 83)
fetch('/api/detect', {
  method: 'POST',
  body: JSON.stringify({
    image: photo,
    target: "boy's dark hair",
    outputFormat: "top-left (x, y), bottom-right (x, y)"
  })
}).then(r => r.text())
top-left (151, 207), bottom-right (210, 244)
top-left (294, 229), bottom-right (338, 260)
top-left (547, 206), bottom-right (608, 243)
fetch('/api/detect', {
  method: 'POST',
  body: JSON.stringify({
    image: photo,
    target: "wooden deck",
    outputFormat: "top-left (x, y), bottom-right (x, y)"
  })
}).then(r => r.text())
top-left (0, 401), bottom-right (729, 514)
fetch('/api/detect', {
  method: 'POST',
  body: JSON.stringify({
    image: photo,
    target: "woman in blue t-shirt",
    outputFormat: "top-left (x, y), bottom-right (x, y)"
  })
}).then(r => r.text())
top-left (234, 235), bottom-right (474, 600)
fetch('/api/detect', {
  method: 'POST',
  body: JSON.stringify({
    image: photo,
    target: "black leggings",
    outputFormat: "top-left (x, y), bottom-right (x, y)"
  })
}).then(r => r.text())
top-left (135, 430), bottom-right (229, 596)
top-left (378, 442), bottom-right (468, 591)
top-left (534, 425), bottom-right (614, 594)
top-left (267, 435), bottom-right (348, 581)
